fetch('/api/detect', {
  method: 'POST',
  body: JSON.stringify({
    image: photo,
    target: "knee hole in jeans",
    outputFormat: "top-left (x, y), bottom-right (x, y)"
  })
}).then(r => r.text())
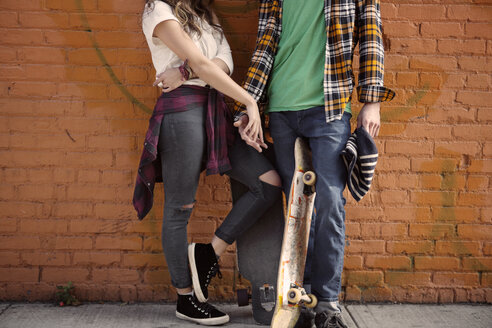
top-left (259, 169), bottom-right (282, 187)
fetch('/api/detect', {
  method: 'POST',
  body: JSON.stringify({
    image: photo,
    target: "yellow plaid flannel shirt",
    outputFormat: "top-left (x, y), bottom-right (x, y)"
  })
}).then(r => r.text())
top-left (234, 0), bottom-right (395, 122)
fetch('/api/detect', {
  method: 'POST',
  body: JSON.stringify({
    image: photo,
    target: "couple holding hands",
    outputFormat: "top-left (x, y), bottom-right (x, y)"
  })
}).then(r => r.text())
top-left (133, 1), bottom-right (394, 327)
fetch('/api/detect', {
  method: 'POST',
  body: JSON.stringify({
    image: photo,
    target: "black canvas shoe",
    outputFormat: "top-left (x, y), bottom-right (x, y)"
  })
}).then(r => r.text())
top-left (176, 293), bottom-right (229, 326)
top-left (315, 311), bottom-right (348, 328)
top-left (188, 243), bottom-right (222, 302)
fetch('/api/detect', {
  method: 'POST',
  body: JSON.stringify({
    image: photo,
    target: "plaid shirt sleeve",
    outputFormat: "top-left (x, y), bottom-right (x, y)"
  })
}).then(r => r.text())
top-left (355, 0), bottom-right (395, 103)
top-left (233, 0), bottom-right (281, 116)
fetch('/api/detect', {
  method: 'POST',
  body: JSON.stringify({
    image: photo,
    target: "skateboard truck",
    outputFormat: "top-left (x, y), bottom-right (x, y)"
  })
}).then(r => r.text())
top-left (237, 284), bottom-right (275, 311)
top-left (287, 283), bottom-right (317, 308)
top-left (259, 284), bottom-right (275, 311)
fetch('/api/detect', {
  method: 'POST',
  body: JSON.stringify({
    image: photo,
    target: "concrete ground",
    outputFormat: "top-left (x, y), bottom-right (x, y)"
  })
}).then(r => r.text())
top-left (0, 302), bottom-right (491, 327)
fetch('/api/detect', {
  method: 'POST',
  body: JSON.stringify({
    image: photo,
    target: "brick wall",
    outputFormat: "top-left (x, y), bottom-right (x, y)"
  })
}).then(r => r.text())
top-left (0, 0), bottom-right (490, 303)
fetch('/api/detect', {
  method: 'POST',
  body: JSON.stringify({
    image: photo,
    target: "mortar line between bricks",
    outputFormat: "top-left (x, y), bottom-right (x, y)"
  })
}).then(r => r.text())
top-left (344, 305), bottom-right (361, 328)
top-left (0, 304), bottom-right (12, 317)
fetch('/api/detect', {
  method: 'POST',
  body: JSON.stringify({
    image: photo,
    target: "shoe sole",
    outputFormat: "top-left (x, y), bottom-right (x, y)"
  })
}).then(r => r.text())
top-left (176, 311), bottom-right (230, 326)
top-left (188, 243), bottom-right (207, 303)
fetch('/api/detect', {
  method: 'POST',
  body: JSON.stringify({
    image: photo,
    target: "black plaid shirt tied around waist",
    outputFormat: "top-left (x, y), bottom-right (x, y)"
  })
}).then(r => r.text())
top-left (133, 86), bottom-right (235, 220)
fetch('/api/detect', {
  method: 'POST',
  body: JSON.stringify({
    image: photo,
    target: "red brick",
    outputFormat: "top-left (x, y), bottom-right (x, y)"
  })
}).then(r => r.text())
top-left (41, 268), bottom-right (90, 283)
top-left (0, 236), bottom-right (41, 250)
top-left (45, 0), bottom-right (97, 11)
top-left (344, 256), bottom-right (363, 270)
top-left (438, 39), bottom-right (486, 55)
top-left (383, 207), bottom-right (431, 222)
top-left (383, 22), bottom-right (418, 37)
top-left (53, 202), bottom-right (93, 218)
top-left (97, 0), bottom-right (143, 14)
top-left (73, 252), bottom-right (121, 266)
top-left (92, 269), bottom-right (140, 283)
top-left (458, 225), bottom-right (492, 240)
top-left (53, 237), bottom-right (92, 250)
top-left (361, 287), bottom-right (393, 302)
top-left (465, 23), bottom-right (492, 38)
top-left (143, 237), bottom-right (163, 253)
top-left (144, 269), bottom-right (172, 284)
top-left (0, 218), bottom-right (16, 232)
top-left (0, 268), bottom-right (39, 282)
top-left (435, 241), bottom-right (480, 256)
top-left (346, 240), bottom-right (385, 254)
top-left (411, 191), bottom-right (456, 206)
top-left (122, 253), bottom-right (165, 267)
top-left (95, 236), bottom-right (142, 251)
top-left (20, 219), bottom-right (68, 233)
top-left (483, 273), bottom-right (492, 287)
top-left (22, 252), bottom-right (70, 266)
top-left (94, 203), bottom-right (136, 219)
top-left (346, 271), bottom-right (384, 287)
top-left (448, 5), bottom-right (492, 21)
top-left (431, 207), bottom-right (480, 223)
top-left (409, 223), bottom-right (456, 239)
top-left (386, 272), bottom-right (432, 286)
top-left (463, 258), bottom-right (492, 272)
top-left (68, 13), bottom-right (121, 31)
top-left (0, 251), bottom-right (20, 265)
top-left (414, 257), bottom-right (460, 271)
top-left (365, 256), bottom-right (411, 270)
top-left (484, 243), bottom-right (492, 256)
top-left (459, 57), bottom-right (492, 73)
top-left (387, 241), bottom-right (433, 255)
top-left (435, 142), bottom-right (481, 157)
top-left (433, 273), bottom-right (480, 287)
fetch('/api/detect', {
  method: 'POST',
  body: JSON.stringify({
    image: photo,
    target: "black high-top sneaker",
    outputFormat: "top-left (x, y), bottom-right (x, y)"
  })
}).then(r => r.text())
top-left (188, 243), bottom-right (222, 302)
top-left (176, 293), bottom-right (229, 326)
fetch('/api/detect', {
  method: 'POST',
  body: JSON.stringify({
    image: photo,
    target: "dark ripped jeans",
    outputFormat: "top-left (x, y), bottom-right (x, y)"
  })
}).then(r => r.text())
top-left (158, 104), bottom-right (280, 289)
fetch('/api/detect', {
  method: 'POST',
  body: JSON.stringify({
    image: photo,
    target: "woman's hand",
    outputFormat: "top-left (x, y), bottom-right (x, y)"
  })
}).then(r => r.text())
top-left (234, 108), bottom-right (268, 153)
top-left (153, 67), bottom-right (184, 93)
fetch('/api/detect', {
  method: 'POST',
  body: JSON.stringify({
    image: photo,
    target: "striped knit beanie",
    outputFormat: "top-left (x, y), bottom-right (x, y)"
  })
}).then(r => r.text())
top-left (341, 127), bottom-right (378, 201)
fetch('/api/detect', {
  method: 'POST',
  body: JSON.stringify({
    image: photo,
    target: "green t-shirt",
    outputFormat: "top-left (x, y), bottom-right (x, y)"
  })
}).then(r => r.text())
top-left (266, 0), bottom-right (351, 114)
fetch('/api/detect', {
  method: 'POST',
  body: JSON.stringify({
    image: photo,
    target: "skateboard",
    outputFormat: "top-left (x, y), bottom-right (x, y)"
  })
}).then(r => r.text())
top-left (271, 137), bottom-right (317, 328)
top-left (232, 142), bottom-right (284, 325)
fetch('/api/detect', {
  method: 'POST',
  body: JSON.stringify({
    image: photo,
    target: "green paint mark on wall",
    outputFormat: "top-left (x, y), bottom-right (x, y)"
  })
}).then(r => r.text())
top-left (74, 0), bottom-right (152, 114)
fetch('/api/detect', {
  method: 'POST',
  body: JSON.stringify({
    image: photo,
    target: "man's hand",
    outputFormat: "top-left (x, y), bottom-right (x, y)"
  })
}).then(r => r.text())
top-left (233, 115), bottom-right (268, 153)
top-left (153, 68), bottom-right (184, 92)
top-left (357, 102), bottom-right (381, 137)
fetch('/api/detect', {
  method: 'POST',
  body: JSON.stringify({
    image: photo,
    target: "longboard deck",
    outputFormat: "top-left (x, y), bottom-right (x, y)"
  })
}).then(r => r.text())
top-left (271, 138), bottom-right (316, 328)
top-left (233, 143), bottom-right (284, 325)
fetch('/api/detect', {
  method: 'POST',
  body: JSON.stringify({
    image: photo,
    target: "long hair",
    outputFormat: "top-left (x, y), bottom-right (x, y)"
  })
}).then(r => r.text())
top-left (145, 0), bottom-right (223, 38)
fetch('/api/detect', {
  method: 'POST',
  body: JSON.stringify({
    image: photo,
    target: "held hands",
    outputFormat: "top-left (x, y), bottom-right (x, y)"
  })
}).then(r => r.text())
top-left (357, 102), bottom-right (381, 138)
top-left (153, 68), bottom-right (184, 92)
top-left (233, 110), bottom-right (268, 153)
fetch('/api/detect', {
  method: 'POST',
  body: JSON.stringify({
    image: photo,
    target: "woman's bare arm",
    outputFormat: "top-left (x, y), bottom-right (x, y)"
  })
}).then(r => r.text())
top-left (153, 20), bottom-right (264, 149)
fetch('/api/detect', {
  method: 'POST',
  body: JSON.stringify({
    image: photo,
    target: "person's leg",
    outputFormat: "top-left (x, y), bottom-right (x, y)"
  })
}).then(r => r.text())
top-left (158, 105), bottom-right (207, 293)
top-left (159, 105), bottom-right (229, 325)
top-left (268, 111), bottom-right (299, 196)
top-left (189, 137), bottom-right (282, 302)
top-left (214, 137), bottom-right (282, 244)
top-left (299, 109), bottom-right (351, 312)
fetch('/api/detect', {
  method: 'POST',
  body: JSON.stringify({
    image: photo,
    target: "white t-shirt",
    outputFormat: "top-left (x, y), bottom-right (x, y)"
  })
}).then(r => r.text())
top-left (142, 1), bottom-right (234, 87)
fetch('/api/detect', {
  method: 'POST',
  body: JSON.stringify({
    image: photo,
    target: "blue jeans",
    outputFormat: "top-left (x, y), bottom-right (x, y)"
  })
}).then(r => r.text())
top-left (269, 107), bottom-right (351, 302)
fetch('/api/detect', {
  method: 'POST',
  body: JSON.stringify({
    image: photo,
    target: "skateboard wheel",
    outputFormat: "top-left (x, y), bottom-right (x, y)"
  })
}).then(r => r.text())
top-left (303, 171), bottom-right (316, 186)
top-left (305, 294), bottom-right (317, 308)
top-left (287, 288), bottom-right (302, 304)
top-left (237, 288), bottom-right (249, 307)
